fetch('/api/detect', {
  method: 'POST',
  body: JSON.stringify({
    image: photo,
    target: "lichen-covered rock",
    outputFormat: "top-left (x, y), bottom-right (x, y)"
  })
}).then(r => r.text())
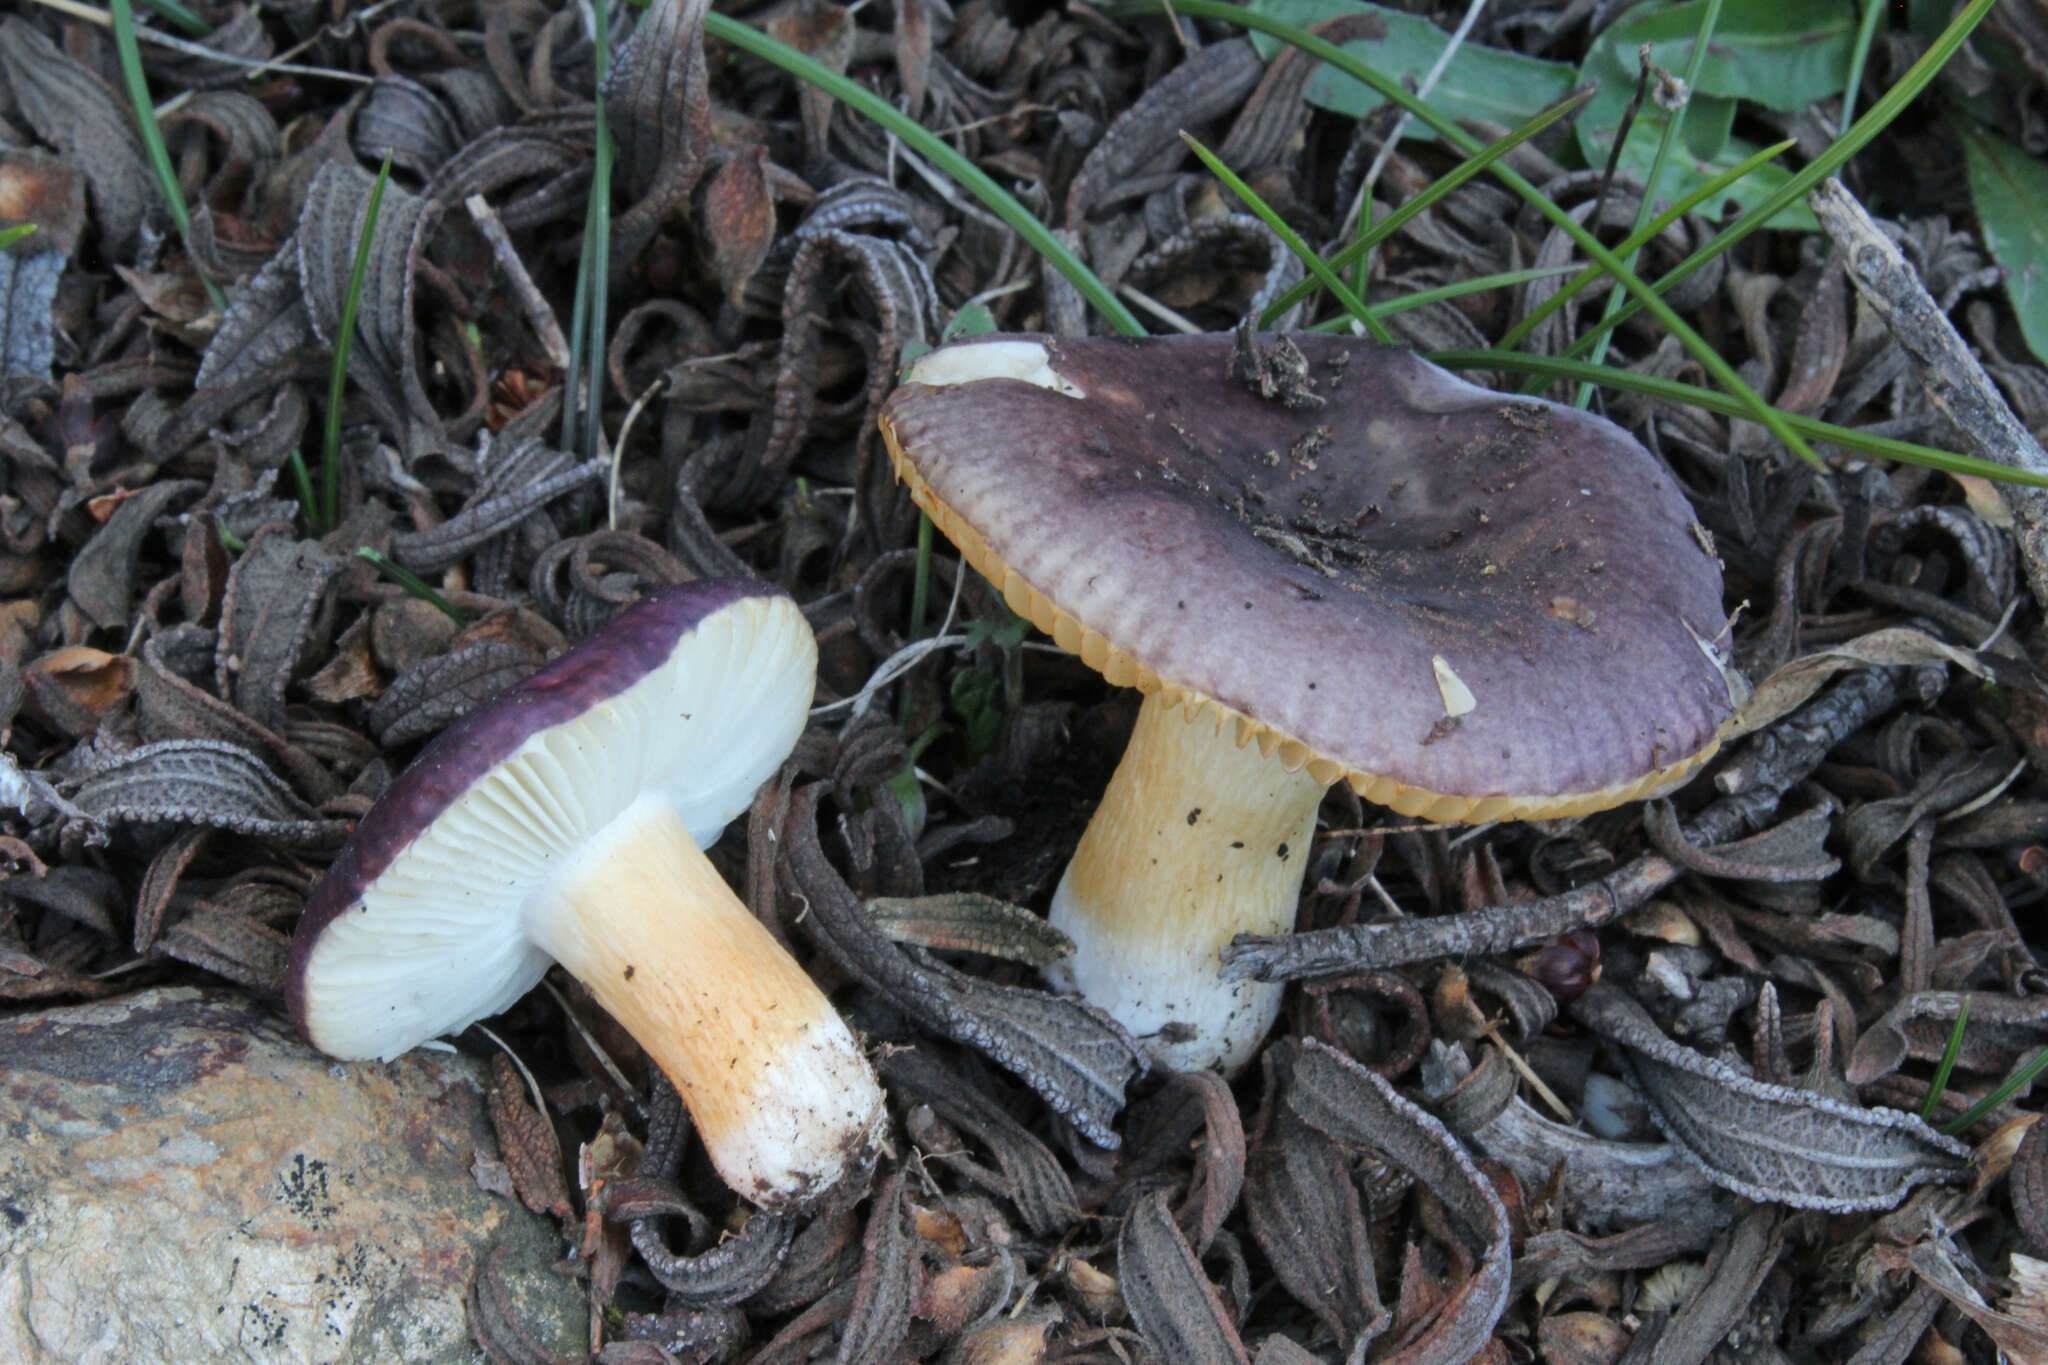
top-left (0, 987), bottom-right (584, 1363)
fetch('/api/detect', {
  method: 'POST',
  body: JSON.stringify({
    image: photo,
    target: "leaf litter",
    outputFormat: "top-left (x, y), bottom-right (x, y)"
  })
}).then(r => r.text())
top-left (3, 0), bottom-right (2048, 1359)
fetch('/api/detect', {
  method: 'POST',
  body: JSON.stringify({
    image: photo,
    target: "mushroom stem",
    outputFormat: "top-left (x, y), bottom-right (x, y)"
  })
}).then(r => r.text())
top-left (1046, 692), bottom-right (1327, 1074)
top-left (527, 793), bottom-right (884, 1210)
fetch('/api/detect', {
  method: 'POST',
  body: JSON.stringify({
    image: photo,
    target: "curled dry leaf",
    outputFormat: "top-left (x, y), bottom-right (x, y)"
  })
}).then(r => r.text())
top-left (883, 1048), bottom-right (1078, 1239)
top-left (605, 0), bottom-right (713, 264)
top-left (68, 738), bottom-right (347, 845)
top-left (1, 241), bottom-right (63, 382)
top-left (1571, 984), bottom-right (1972, 1212)
top-left (214, 527), bottom-right (343, 734)
top-left (1287, 1041), bottom-right (1511, 1365)
top-left (782, 782), bottom-right (1143, 1148)
top-left (0, 19), bottom-right (155, 256)
top-left (1117, 1190), bottom-right (1252, 1365)
top-left (1244, 1049), bottom-right (1386, 1353)
top-left (486, 1052), bottom-right (574, 1224)
top-left (296, 162), bottom-right (444, 462)
top-left (865, 892), bottom-right (1076, 967)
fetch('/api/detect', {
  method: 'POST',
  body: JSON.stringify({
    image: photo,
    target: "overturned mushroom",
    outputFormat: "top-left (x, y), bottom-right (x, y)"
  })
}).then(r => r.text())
top-left (878, 333), bottom-right (1741, 1072)
top-left (288, 580), bottom-right (884, 1209)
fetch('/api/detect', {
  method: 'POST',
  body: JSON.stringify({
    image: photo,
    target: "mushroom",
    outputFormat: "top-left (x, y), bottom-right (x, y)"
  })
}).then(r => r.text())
top-left (877, 333), bottom-right (1743, 1073)
top-left (287, 579), bottom-right (884, 1209)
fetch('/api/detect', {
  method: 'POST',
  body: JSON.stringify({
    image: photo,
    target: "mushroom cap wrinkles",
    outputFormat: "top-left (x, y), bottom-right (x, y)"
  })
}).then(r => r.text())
top-left (287, 579), bottom-right (815, 1058)
top-left (877, 333), bottom-right (1741, 819)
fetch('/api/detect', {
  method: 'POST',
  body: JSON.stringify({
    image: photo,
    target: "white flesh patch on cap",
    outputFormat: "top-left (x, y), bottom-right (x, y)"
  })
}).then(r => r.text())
top-left (1432, 654), bottom-right (1477, 718)
top-left (903, 339), bottom-right (1086, 398)
top-left (299, 594), bottom-right (816, 1063)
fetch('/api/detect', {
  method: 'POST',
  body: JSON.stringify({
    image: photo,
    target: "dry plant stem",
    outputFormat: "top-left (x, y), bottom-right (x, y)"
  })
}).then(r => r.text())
top-left (1047, 692), bottom-right (1326, 1073)
top-left (1809, 178), bottom-right (2048, 603)
top-left (465, 195), bottom-right (571, 372)
top-left (528, 793), bottom-right (882, 1209)
top-left (1225, 667), bottom-right (1915, 982)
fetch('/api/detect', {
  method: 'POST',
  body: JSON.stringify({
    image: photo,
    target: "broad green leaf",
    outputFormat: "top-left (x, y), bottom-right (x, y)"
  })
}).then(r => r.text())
top-left (1959, 121), bottom-right (2048, 368)
top-left (1609, 129), bottom-right (1817, 231)
top-left (1246, 0), bottom-right (1574, 134)
top-left (1576, 0), bottom-right (1851, 230)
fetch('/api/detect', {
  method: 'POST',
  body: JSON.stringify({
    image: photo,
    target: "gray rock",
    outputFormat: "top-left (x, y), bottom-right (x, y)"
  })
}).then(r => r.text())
top-left (0, 987), bottom-right (586, 1363)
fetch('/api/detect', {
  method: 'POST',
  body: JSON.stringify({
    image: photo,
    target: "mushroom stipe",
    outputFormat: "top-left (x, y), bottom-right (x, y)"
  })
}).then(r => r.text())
top-left (287, 580), bottom-right (885, 1210)
top-left (878, 333), bottom-right (1745, 1073)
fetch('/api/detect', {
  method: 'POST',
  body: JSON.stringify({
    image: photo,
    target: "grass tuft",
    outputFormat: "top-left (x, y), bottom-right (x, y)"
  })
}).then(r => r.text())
top-left (319, 154), bottom-right (395, 536)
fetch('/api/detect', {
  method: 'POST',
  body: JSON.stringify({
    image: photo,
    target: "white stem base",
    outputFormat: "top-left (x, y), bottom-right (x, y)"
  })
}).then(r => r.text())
top-left (529, 794), bottom-right (883, 1209)
top-left (1046, 693), bottom-right (1326, 1074)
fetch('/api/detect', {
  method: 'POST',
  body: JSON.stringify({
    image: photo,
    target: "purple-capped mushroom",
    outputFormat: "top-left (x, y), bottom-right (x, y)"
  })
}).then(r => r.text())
top-left (287, 580), bottom-right (883, 1209)
top-left (878, 332), bottom-right (1744, 1073)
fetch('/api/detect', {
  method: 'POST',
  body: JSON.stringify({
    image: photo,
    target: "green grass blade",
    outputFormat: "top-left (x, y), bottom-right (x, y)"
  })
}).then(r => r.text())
top-left (1839, 0), bottom-right (1886, 131)
top-left (1258, 86), bottom-right (1594, 328)
top-left (702, 11), bottom-right (1144, 338)
top-left (322, 154), bottom-right (395, 535)
top-left (1181, 131), bottom-right (1392, 340)
top-left (0, 224), bottom-right (38, 249)
top-left (1942, 1041), bottom-right (2048, 1135)
top-left (1116, 0), bottom-right (1818, 469)
top-left (109, 0), bottom-right (227, 310)
top-left (1575, 0), bottom-right (1723, 407)
top-left (138, 0), bottom-right (210, 37)
top-left (1428, 348), bottom-right (2048, 486)
top-left (355, 548), bottom-right (467, 626)
top-left (1496, 138), bottom-right (1794, 354)
top-left (1552, 0), bottom-right (2004, 366)
top-left (1304, 265), bottom-right (1577, 332)
top-left (1920, 998), bottom-right (1968, 1121)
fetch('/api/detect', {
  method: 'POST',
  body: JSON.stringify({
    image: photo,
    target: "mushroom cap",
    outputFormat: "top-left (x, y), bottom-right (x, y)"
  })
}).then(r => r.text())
top-left (287, 579), bottom-right (816, 1059)
top-left (878, 333), bottom-right (1741, 821)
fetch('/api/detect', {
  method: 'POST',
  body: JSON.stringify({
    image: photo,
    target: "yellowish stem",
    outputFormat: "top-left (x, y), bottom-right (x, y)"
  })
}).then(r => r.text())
top-left (1048, 693), bottom-right (1327, 1073)
top-left (530, 795), bottom-right (883, 1209)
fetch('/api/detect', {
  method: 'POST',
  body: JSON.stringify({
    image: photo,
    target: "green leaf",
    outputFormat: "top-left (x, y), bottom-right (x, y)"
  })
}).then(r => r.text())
top-left (0, 223), bottom-right (36, 250)
top-left (1610, 129), bottom-right (1815, 231)
top-left (1958, 121), bottom-right (2048, 369)
top-left (1245, 0), bottom-right (1575, 133)
top-left (1576, 0), bottom-right (1854, 230)
top-left (942, 302), bottom-right (1001, 340)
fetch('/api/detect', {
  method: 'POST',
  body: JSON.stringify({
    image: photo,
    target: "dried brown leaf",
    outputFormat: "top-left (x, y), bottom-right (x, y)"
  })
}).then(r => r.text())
top-left (1118, 1190), bottom-right (1251, 1365)
top-left (1571, 984), bottom-right (1972, 1212)
top-left (0, 149), bottom-right (87, 257)
top-left (0, 19), bottom-right (155, 255)
top-left (606, 0), bottom-right (713, 263)
top-left (70, 738), bottom-right (343, 844)
top-left (701, 147), bottom-right (778, 310)
top-left (66, 480), bottom-right (203, 629)
top-left (367, 641), bottom-right (537, 748)
top-left (487, 1052), bottom-right (573, 1223)
top-left (215, 526), bottom-right (342, 733)
top-left (296, 162), bottom-right (443, 460)
top-left (1244, 1053), bottom-right (1384, 1351)
top-left (865, 891), bottom-right (1076, 967)
top-left (839, 1169), bottom-right (919, 1365)
top-left (884, 1048), bottom-right (1078, 1237)
top-left (784, 783), bottom-right (1142, 1148)
top-left (1288, 1041), bottom-right (1510, 1365)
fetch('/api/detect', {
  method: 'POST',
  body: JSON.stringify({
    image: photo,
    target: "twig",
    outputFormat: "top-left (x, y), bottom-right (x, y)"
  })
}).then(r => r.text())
top-left (465, 195), bottom-right (572, 372)
top-left (18, 0), bottom-right (374, 83)
top-left (1809, 177), bottom-right (2048, 606)
top-left (608, 376), bottom-right (667, 532)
